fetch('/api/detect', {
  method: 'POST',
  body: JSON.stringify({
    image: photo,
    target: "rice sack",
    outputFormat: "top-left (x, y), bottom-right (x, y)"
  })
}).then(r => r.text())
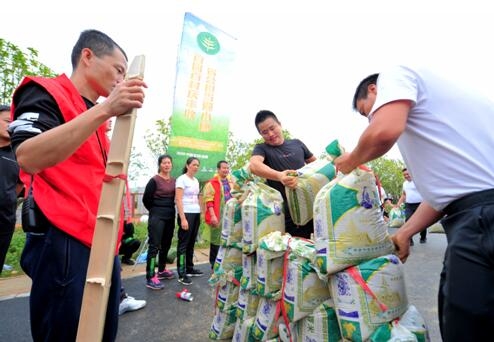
top-left (242, 182), bottom-right (285, 254)
top-left (313, 167), bottom-right (394, 275)
top-left (329, 254), bottom-right (409, 342)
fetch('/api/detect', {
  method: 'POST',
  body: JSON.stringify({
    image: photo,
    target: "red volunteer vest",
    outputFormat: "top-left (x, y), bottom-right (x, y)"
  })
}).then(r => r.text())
top-left (205, 176), bottom-right (221, 225)
top-left (12, 74), bottom-right (122, 249)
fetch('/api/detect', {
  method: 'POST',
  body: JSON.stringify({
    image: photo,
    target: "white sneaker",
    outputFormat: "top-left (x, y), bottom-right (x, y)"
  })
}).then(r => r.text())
top-left (119, 295), bottom-right (147, 315)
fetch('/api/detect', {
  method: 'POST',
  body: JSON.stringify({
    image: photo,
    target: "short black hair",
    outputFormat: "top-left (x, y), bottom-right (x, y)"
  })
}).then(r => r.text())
top-left (352, 73), bottom-right (379, 111)
top-left (71, 29), bottom-right (127, 70)
top-left (254, 110), bottom-right (280, 132)
top-left (402, 168), bottom-right (408, 172)
top-left (216, 160), bottom-right (228, 169)
top-left (0, 105), bottom-right (10, 112)
top-left (157, 154), bottom-right (173, 172)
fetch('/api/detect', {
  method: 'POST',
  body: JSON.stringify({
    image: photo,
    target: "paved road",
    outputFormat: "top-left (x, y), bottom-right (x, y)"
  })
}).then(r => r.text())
top-left (0, 232), bottom-right (446, 341)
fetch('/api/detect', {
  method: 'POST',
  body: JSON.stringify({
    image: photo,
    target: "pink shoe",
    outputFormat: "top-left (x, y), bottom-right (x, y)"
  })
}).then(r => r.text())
top-left (158, 269), bottom-right (175, 280)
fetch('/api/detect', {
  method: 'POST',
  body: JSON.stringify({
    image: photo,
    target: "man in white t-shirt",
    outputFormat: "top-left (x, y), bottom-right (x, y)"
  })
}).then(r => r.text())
top-left (396, 168), bottom-right (424, 245)
top-left (334, 65), bottom-right (494, 341)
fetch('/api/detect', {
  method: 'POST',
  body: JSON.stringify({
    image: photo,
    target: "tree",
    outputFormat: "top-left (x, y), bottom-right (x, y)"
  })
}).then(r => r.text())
top-left (0, 39), bottom-right (55, 104)
top-left (225, 131), bottom-right (256, 170)
top-left (367, 157), bottom-right (405, 200)
top-left (144, 118), bottom-right (171, 160)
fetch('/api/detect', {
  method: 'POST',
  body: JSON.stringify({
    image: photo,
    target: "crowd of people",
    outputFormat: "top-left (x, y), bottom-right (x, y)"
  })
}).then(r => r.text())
top-left (1, 27), bottom-right (493, 342)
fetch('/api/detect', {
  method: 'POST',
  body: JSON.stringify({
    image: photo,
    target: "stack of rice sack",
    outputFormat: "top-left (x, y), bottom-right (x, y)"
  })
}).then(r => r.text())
top-left (278, 237), bottom-right (342, 342)
top-left (210, 164), bottom-right (287, 340)
top-left (209, 243), bottom-right (244, 339)
top-left (312, 165), bottom-right (427, 341)
top-left (285, 139), bottom-right (342, 226)
top-left (234, 231), bottom-right (343, 342)
top-left (209, 166), bottom-right (254, 340)
top-left (231, 231), bottom-right (288, 341)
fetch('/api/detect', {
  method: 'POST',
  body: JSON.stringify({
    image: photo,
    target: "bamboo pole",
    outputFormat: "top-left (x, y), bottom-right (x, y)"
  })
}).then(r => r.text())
top-left (77, 55), bottom-right (145, 342)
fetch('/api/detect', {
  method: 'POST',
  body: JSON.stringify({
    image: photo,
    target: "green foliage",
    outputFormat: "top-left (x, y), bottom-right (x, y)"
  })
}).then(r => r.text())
top-left (0, 38), bottom-right (56, 105)
top-left (128, 146), bottom-right (146, 184)
top-left (145, 118), bottom-right (171, 160)
top-left (225, 131), bottom-right (256, 170)
top-left (368, 157), bottom-right (405, 200)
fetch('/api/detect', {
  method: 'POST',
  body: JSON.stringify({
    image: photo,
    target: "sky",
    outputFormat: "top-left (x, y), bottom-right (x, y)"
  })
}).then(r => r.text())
top-left (3, 1), bottom-right (494, 184)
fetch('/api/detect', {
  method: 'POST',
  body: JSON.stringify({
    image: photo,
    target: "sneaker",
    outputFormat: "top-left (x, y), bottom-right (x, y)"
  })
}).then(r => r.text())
top-left (420, 238), bottom-right (427, 244)
top-left (119, 296), bottom-right (147, 315)
top-left (186, 268), bottom-right (204, 277)
top-left (121, 257), bottom-right (136, 265)
top-left (178, 275), bottom-right (192, 285)
top-left (146, 275), bottom-right (165, 290)
top-left (158, 269), bottom-right (175, 280)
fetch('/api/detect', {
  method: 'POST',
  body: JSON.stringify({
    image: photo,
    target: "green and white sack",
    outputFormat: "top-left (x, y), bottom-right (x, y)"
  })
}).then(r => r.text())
top-left (313, 167), bottom-right (394, 275)
top-left (388, 207), bottom-right (405, 228)
top-left (232, 317), bottom-right (256, 342)
top-left (240, 252), bottom-right (257, 290)
top-left (221, 197), bottom-right (244, 248)
top-left (209, 306), bottom-right (238, 340)
top-left (237, 288), bottom-right (261, 321)
top-left (251, 297), bottom-right (280, 341)
top-left (285, 139), bottom-right (343, 226)
top-left (242, 182), bottom-right (285, 254)
top-left (286, 158), bottom-right (337, 226)
top-left (213, 246), bottom-right (243, 274)
top-left (329, 254), bottom-right (409, 342)
top-left (282, 239), bottom-right (331, 323)
top-left (283, 300), bottom-right (342, 342)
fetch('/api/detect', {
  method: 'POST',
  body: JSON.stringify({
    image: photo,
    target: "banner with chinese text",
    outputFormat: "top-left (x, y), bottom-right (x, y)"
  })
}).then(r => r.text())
top-left (168, 12), bottom-right (237, 181)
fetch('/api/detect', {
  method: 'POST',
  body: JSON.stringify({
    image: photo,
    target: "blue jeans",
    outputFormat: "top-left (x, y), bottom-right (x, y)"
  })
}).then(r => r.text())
top-left (21, 226), bottom-right (121, 341)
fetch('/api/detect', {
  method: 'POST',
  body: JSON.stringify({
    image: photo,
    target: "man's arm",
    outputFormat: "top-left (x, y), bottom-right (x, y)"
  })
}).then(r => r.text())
top-left (306, 155), bottom-right (317, 163)
top-left (249, 154), bottom-right (297, 188)
top-left (396, 190), bottom-right (406, 207)
top-left (334, 100), bottom-right (411, 174)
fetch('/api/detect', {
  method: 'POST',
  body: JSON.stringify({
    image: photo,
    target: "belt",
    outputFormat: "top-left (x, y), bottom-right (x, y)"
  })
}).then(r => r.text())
top-left (443, 188), bottom-right (494, 215)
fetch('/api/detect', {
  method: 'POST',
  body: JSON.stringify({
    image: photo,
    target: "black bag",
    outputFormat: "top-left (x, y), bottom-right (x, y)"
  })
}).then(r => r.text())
top-left (21, 182), bottom-right (36, 231)
top-left (21, 178), bottom-right (48, 233)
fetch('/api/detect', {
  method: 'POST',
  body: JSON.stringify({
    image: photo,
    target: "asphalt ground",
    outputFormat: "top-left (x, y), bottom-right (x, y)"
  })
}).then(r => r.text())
top-left (0, 231), bottom-right (446, 341)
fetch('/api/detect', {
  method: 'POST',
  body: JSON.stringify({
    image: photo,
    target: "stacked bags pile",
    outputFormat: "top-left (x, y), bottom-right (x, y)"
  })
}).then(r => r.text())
top-left (208, 140), bottom-right (429, 341)
top-left (310, 144), bottom-right (429, 341)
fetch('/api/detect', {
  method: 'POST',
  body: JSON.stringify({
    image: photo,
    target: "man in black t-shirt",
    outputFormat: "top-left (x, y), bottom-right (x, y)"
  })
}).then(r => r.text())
top-left (249, 110), bottom-right (316, 238)
top-left (0, 105), bottom-right (23, 274)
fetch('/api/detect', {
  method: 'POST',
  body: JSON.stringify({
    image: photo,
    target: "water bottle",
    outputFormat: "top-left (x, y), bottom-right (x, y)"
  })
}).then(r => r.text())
top-left (176, 288), bottom-right (193, 302)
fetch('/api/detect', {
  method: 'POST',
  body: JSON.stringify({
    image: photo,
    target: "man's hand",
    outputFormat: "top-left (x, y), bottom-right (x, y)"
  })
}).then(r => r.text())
top-left (279, 170), bottom-right (298, 189)
top-left (333, 152), bottom-right (358, 174)
top-left (391, 230), bottom-right (411, 263)
top-left (103, 78), bottom-right (147, 118)
top-left (210, 215), bottom-right (219, 227)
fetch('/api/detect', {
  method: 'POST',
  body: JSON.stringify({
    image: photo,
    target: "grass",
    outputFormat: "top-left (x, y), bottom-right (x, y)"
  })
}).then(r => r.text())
top-left (1, 221), bottom-right (209, 279)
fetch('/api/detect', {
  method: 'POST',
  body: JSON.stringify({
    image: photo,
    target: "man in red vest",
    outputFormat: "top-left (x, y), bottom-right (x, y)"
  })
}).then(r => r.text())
top-left (9, 29), bottom-right (146, 341)
top-left (203, 160), bottom-right (234, 268)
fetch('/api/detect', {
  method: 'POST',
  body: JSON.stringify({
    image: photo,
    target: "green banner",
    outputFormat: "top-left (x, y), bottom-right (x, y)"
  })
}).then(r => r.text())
top-left (168, 12), bottom-right (237, 181)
